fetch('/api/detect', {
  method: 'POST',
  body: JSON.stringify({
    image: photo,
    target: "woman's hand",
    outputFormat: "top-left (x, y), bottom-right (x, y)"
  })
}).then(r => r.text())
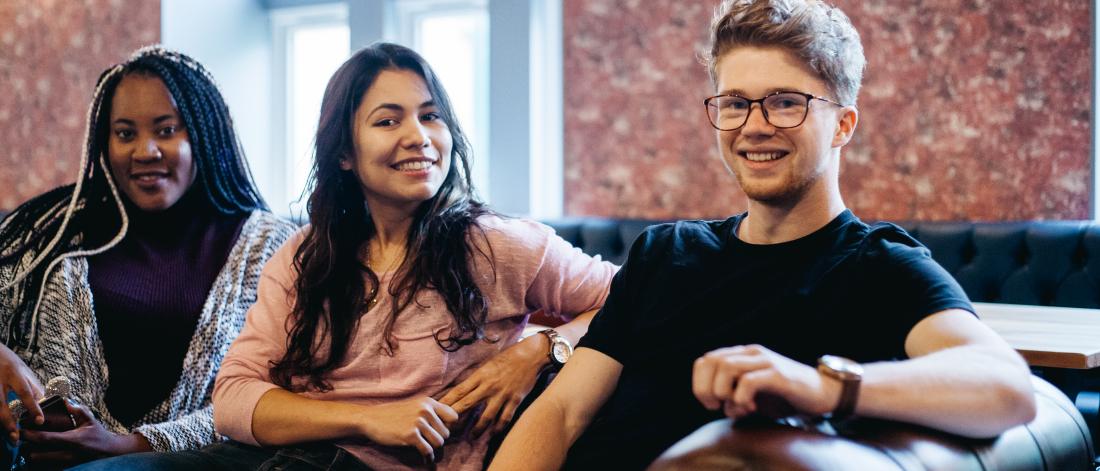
top-left (439, 333), bottom-right (549, 437)
top-left (20, 400), bottom-right (152, 468)
top-left (360, 396), bottom-right (458, 461)
top-left (0, 343), bottom-right (44, 442)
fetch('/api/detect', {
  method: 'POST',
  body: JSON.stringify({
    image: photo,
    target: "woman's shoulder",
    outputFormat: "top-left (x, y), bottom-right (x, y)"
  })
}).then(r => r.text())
top-left (1, 185), bottom-right (79, 237)
top-left (0, 186), bottom-right (83, 267)
top-left (245, 223), bottom-right (310, 284)
top-left (242, 211), bottom-right (299, 235)
top-left (471, 215), bottom-right (556, 252)
top-left (238, 211), bottom-right (299, 246)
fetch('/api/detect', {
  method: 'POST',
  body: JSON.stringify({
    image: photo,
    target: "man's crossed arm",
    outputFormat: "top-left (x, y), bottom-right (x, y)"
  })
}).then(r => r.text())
top-left (490, 308), bottom-right (1037, 470)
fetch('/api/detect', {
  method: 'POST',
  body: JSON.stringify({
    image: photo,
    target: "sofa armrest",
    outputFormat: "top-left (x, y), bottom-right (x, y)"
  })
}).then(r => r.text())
top-left (648, 375), bottom-right (1093, 470)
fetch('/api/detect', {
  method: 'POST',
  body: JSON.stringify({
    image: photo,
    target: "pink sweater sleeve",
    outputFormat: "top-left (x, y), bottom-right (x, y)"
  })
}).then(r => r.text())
top-left (212, 229), bottom-right (303, 445)
top-left (480, 218), bottom-right (618, 321)
top-left (528, 225), bottom-right (617, 320)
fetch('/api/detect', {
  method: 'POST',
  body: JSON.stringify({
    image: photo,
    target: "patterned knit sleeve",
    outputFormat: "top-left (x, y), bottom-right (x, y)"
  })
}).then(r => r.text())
top-left (133, 405), bottom-right (216, 452)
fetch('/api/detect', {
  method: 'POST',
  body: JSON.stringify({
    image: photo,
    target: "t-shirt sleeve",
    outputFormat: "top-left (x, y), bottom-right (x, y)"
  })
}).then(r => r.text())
top-left (862, 225), bottom-right (975, 347)
top-left (576, 226), bottom-right (657, 365)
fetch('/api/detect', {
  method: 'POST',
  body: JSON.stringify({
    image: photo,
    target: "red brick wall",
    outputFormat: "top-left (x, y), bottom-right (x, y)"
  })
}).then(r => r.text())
top-left (563, 0), bottom-right (1092, 221)
top-left (0, 0), bottom-right (159, 210)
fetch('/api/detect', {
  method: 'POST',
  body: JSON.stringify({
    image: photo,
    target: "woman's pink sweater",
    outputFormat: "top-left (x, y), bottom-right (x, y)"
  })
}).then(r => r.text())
top-left (213, 216), bottom-right (617, 469)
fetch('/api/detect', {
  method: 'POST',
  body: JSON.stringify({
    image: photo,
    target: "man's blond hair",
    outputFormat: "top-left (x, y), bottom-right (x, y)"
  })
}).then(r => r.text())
top-left (705, 0), bottom-right (865, 105)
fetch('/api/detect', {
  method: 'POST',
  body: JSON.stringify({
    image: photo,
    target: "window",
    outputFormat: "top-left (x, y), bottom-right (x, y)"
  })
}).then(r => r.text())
top-left (270, 3), bottom-right (349, 217)
top-left (393, 0), bottom-right (491, 201)
top-left (371, 0), bottom-right (562, 217)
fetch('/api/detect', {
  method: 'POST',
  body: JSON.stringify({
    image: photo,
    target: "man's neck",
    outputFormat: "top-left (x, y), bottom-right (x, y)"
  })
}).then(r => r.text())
top-left (738, 188), bottom-right (846, 245)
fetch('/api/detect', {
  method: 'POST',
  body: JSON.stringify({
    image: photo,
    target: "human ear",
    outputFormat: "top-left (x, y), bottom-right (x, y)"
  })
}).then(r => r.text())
top-left (339, 157), bottom-right (353, 171)
top-left (832, 106), bottom-right (859, 147)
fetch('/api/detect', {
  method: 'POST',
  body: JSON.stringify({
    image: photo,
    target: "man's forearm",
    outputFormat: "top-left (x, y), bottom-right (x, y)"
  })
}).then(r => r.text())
top-left (489, 397), bottom-right (577, 471)
top-left (554, 309), bottom-right (597, 346)
top-left (858, 345), bottom-right (1035, 437)
top-left (492, 347), bottom-right (623, 470)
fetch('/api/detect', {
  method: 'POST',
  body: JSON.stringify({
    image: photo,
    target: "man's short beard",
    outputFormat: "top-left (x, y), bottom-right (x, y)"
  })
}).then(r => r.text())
top-left (735, 170), bottom-right (817, 206)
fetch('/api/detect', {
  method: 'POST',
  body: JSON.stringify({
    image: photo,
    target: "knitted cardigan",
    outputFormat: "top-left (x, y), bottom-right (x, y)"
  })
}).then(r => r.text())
top-left (0, 210), bottom-right (296, 452)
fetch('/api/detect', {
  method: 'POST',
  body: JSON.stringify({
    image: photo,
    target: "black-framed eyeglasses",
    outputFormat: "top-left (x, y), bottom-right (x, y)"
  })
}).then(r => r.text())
top-left (703, 91), bottom-right (845, 131)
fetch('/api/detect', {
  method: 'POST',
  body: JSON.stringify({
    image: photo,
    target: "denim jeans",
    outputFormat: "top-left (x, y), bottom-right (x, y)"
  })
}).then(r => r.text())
top-left (68, 441), bottom-right (372, 471)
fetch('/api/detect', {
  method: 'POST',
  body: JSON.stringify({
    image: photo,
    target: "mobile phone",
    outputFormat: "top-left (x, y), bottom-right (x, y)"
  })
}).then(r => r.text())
top-left (17, 395), bottom-right (75, 432)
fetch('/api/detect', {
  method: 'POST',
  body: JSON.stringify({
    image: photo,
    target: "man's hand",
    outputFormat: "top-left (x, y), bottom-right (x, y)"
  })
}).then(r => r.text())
top-left (691, 344), bottom-right (842, 419)
top-left (0, 343), bottom-right (44, 443)
top-left (20, 400), bottom-right (151, 468)
top-left (359, 396), bottom-right (459, 461)
top-left (439, 334), bottom-right (548, 436)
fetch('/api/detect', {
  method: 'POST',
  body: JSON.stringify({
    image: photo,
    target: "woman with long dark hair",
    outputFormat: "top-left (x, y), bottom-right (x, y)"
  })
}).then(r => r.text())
top-left (0, 47), bottom-right (295, 469)
top-left (215, 42), bottom-right (617, 470)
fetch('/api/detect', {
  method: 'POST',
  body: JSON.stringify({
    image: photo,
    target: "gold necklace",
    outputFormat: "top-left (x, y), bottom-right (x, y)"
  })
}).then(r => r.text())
top-left (365, 237), bottom-right (409, 312)
top-left (366, 283), bottom-right (380, 311)
top-left (365, 246), bottom-right (381, 312)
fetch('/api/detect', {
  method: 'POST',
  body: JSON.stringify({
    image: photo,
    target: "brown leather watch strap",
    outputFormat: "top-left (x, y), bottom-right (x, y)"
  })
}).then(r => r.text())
top-left (832, 377), bottom-right (859, 419)
top-left (817, 355), bottom-right (863, 420)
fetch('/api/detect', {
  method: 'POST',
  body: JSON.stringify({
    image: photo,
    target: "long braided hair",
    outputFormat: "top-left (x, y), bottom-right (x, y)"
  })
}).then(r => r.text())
top-left (269, 43), bottom-right (495, 392)
top-left (0, 46), bottom-right (267, 351)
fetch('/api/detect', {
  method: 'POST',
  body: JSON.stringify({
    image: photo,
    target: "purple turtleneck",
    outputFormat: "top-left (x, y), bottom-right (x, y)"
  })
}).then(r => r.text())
top-left (88, 189), bottom-right (246, 427)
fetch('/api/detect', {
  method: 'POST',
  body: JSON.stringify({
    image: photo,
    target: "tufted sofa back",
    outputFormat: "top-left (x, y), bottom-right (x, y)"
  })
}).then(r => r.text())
top-left (11, 208), bottom-right (1092, 309)
top-left (542, 218), bottom-right (665, 266)
top-left (899, 221), bottom-right (1100, 308)
top-left (544, 218), bottom-right (1100, 309)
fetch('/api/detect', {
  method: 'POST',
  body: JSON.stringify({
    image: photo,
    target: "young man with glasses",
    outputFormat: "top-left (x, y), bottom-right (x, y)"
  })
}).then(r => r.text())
top-left (489, 1), bottom-right (1036, 469)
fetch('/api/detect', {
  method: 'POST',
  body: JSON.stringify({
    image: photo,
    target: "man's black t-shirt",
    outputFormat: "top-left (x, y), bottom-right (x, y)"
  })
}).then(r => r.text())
top-left (565, 210), bottom-right (973, 470)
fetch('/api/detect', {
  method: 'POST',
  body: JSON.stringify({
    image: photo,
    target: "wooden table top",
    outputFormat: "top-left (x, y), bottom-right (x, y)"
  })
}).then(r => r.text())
top-left (975, 302), bottom-right (1100, 369)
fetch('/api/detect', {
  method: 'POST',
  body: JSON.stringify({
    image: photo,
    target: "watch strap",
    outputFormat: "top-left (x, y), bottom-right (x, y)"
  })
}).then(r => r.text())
top-left (832, 377), bottom-right (859, 419)
top-left (538, 329), bottom-right (566, 367)
top-left (817, 355), bottom-right (862, 420)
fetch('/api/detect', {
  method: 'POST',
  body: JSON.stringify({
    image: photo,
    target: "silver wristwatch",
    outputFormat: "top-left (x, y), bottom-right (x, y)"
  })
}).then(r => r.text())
top-left (539, 328), bottom-right (574, 368)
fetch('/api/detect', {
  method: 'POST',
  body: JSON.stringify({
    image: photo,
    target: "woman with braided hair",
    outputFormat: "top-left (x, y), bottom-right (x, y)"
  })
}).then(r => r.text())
top-left (0, 46), bottom-right (295, 468)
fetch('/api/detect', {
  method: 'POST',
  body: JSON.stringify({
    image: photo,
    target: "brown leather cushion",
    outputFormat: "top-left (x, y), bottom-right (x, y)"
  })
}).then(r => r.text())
top-left (648, 376), bottom-right (1093, 471)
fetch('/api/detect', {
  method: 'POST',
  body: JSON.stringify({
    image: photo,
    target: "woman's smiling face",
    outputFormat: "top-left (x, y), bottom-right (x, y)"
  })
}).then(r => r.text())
top-left (107, 73), bottom-right (196, 212)
top-left (342, 68), bottom-right (453, 214)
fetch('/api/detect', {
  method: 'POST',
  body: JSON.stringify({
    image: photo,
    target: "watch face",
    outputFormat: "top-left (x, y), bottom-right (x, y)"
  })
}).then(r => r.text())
top-left (551, 341), bottom-right (573, 364)
top-left (819, 355), bottom-right (863, 380)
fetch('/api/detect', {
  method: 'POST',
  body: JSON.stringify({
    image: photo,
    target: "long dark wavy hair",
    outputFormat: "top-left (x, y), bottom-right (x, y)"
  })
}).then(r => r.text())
top-left (0, 46), bottom-right (267, 350)
top-left (269, 43), bottom-right (494, 392)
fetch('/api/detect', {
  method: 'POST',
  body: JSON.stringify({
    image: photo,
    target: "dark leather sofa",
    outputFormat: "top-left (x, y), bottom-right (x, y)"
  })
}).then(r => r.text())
top-left (541, 217), bottom-right (1100, 470)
